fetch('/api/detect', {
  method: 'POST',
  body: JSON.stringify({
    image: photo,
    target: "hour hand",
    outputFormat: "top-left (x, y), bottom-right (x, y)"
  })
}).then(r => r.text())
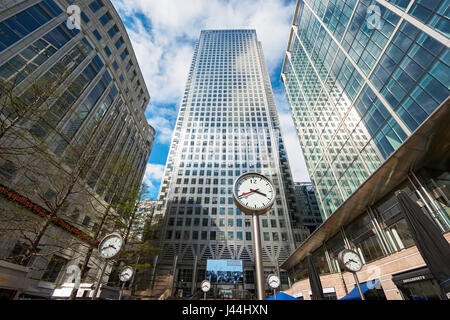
top-left (252, 189), bottom-right (267, 197)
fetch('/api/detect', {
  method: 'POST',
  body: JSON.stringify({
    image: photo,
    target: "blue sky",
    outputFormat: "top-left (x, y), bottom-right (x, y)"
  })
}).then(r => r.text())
top-left (111, 0), bottom-right (310, 199)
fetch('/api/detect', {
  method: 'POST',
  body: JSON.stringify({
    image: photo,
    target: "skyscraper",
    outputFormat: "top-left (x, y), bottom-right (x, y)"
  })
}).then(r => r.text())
top-left (280, 0), bottom-right (449, 300)
top-left (294, 182), bottom-right (322, 234)
top-left (153, 29), bottom-right (309, 296)
top-left (282, 0), bottom-right (449, 220)
top-left (0, 0), bottom-right (154, 299)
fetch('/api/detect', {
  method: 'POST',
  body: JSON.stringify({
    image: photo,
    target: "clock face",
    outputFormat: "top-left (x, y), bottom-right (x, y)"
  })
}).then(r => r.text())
top-left (201, 280), bottom-right (211, 292)
top-left (233, 172), bottom-right (275, 215)
top-left (119, 266), bottom-right (133, 282)
top-left (267, 274), bottom-right (280, 289)
top-left (339, 249), bottom-right (363, 272)
top-left (98, 233), bottom-right (123, 259)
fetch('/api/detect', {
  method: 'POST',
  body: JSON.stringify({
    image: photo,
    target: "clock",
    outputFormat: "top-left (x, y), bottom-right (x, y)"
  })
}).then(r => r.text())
top-left (338, 249), bottom-right (363, 272)
top-left (201, 280), bottom-right (211, 293)
top-left (233, 172), bottom-right (275, 215)
top-left (98, 233), bottom-right (123, 260)
top-left (267, 274), bottom-right (280, 289)
top-left (119, 266), bottom-right (134, 282)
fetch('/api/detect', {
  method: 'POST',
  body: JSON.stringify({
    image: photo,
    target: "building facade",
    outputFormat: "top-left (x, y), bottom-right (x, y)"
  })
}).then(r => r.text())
top-left (281, 0), bottom-right (449, 300)
top-left (153, 29), bottom-right (309, 297)
top-left (294, 182), bottom-right (322, 234)
top-left (0, 0), bottom-right (154, 299)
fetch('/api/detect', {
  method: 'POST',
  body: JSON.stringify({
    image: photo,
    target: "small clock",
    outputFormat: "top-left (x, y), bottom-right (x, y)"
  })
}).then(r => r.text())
top-left (201, 280), bottom-right (211, 293)
top-left (338, 249), bottom-right (363, 272)
top-left (267, 274), bottom-right (280, 289)
top-left (119, 266), bottom-right (134, 282)
top-left (233, 172), bottom-right (276, 215)
top-left (98, 233), bottom-right (123, 260)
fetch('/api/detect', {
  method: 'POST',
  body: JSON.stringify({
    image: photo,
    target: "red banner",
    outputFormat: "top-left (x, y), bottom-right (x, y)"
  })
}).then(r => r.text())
top-left (0, 183), bottom-right (99, 245)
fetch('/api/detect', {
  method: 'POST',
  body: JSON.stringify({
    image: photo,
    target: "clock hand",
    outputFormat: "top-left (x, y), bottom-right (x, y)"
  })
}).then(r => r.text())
top-left (252, 189), bottom-right (267, 197)
top-left (238, 189), bottom-right (260, 198)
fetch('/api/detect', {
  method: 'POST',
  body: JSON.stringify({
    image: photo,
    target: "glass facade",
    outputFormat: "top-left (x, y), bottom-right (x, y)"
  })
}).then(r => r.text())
top-left (156, 30), bottom-right (309, 276)
top-left (282, 0), bottom-right (450, 219)
top-left (0, 0), bottom-right (154, 292)
top-left (0, 0), bottom-right (153, 204)
top-left (294, 182), bottom-right (323, 233)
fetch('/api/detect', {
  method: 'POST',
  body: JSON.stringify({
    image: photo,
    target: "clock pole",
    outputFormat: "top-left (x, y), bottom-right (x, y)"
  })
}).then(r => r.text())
top-left (233, 172), bottom-right (275, 301)
top-left (119, 282), bottom-right (126, 300)
top-left (353, 273), bottom-right (365, 300)
top-left (252, 213), bottom-right (265, 300)
top-left (92, 260), bottom-right (108, 300)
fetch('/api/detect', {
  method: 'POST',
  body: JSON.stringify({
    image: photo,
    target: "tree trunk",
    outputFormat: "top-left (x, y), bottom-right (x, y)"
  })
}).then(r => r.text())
top-left (68, 204), bottom-right (112, 300)
top-left (20, 215), bottom-right (52, 265)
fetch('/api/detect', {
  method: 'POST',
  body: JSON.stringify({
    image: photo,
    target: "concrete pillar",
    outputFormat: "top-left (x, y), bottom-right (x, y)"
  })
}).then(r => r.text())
top-left (191, 256), bottom-right (198, 294)
top-left (150, 255), bottom-right (159, 290)
top-left (170, 255), bottom-right (178, 295)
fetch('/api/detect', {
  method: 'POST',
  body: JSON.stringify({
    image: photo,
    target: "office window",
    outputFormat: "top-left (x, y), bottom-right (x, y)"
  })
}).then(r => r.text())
top-left (41, 256), bottom-right (67, 283)
top-left (115, 37), bottom-right (124, 49)
top-left (89, 0), bottom-right (103, 13)
top-left (104, 45), bottom-right (111, 56)
top-left (0, 0), bottom-right (63, 52)
top-left (99, 12), bottom-right (112, 26)
top-left (108, 25), bottom-right (119, 39)
top-left (93, 29), bottom-right (101, 40)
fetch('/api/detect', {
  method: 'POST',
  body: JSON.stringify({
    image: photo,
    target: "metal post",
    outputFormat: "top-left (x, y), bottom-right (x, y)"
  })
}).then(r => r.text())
top-left (353, 273), bottom-right (365, 300)
top-left (252, 213), bottom-right (265, 300)
top-left (192, 256), bottom-right (198, 295)
top-left (274, 289), bottom-right (277, 300)
top-left (119, 282), bottom-right (126, 300)
top-left (275, 261), bottom-right (280, 283)
top-left (92, 260), bottom-right (108, 300)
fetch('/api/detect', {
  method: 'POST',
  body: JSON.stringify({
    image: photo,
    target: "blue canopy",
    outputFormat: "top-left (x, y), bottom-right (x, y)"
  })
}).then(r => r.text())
top-left (266, 292), bottom-right (298, 300)
top-left (339, 279), bottom-right (380, 300)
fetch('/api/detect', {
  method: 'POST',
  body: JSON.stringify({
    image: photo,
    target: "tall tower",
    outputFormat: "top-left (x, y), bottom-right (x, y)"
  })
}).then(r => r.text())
top-left (282, 0), bottom-right (450, 220)
top-left (154, 30), bottom-right (308, 296)
top-left (0, 0), bottom-right (154, 299)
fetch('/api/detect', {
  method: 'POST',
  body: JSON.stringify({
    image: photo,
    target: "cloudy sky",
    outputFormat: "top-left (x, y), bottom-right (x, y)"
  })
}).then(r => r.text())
top-left (111, 0), bottom-right (310, 199)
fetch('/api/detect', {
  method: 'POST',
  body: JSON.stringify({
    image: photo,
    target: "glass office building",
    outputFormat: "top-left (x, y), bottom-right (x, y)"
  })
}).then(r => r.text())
top-left (0, 0), bottom-right (154, 298)
top-left (294, 182), bottom-right (322, 233)
top-left (280, 0), bottom-right (449, 300)
top-left (282, 0), bottom-right (449, 219)
top-left (153, 30), bottom-right (309, 296)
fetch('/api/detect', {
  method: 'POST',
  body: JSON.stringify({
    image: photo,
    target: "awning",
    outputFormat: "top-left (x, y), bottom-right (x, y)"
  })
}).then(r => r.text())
top-left (339, 279), bottom-right (380, 300)
top-left (391, 267), bottom-right (434, 286)
top-left (266, 292), bottom-right (298, 300)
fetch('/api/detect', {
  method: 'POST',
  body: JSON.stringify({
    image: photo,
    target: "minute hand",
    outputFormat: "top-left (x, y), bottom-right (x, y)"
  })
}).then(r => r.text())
top-left (251, 189), bottom-right (267, 197)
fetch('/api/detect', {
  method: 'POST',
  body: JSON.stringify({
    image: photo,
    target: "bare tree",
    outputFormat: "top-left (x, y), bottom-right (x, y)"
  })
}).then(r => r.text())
top-left (67, 156), bottom-right (149, 299)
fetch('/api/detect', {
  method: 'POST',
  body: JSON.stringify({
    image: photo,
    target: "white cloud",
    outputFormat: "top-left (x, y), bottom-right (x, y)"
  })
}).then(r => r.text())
top-left (274, 90), bottom-right (311, 183)
top-left (112, 0), bottom-right (310, 186)
top-left (113, 0), bottom-right (296, 106)
top-left (143, 163), bottom-right (166, 190)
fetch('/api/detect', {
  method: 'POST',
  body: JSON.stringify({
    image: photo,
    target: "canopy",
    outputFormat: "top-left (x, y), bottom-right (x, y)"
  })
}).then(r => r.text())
top-left (266, 292), bottom-right (298, 300)
top-left (339, 279), bottom-right (379, 300)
